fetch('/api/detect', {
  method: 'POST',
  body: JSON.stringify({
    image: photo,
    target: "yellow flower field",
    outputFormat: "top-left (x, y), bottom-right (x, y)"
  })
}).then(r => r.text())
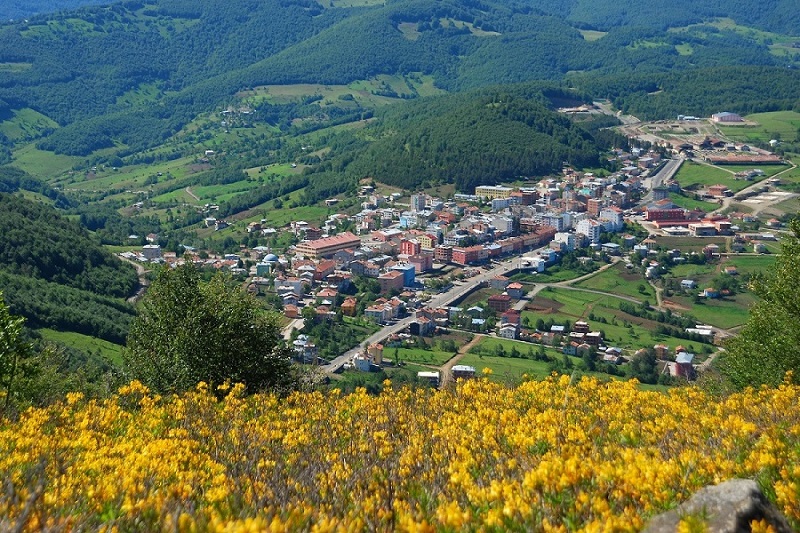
top-left (0, 375), bottom-right (798, 532)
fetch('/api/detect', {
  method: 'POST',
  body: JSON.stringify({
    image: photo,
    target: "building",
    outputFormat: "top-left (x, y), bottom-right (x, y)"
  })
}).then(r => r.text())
top-left (295, 232), bottom-right (361, 259)
top-left (451, 365), bottom-right (476, 380)
top-left (575, 219), bottom-right (602, 245)
top-left (408, 253), bottom-right (433, 273)
top-left (390, 263), bottom-right (416, 287)
top-left (142, 244), bottom-right (162, 261)
top-left (475, 185), bottom-right (514, 200)
top-left (711, 112), bottom-right (743, 123)
top-left (410, 193), bottom-right (427, 212)
top-left (487, 294), bottom-right (512, 313)
top-left (378, 270), bottom-right (405, 294)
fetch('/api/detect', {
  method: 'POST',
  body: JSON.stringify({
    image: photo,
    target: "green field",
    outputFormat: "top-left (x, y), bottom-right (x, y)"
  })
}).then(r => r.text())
top-left (719, 111), bottom-right (800, 143)
top-left (457, 353), bottom-right (557, 381)
top-left (666, 293), bottom-right (755, 329)
top-left (667, 192), bottom-right (719, 212)
top-left (524, 288), bottom-right (715, 351)
top-left (38, 329), bottom-right (125, 366)
top-left (574, 263), bottom-right (655, 300)
top-left (393, 347), bottom-right (455, 366)
top-left (674, 160), bottom-right (732, 188)
top-left (653, 235), bottom-right (729, 252)
top-left (469, 337), bottom-right (562, 358)
top-left (0, 108), bottom-right (59, 143)
top-left (11, 144), bottom-right (80, 180)
top-left (722, 254), bottom-right (777, 275)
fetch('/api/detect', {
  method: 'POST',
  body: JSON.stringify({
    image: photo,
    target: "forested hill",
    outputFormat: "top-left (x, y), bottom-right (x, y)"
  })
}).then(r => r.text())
top-left (315, 85), bottom-right (625, 192)
top-left (0, 0), bottom-right (797, 158)
top-left (0, 0), bottom-right (107, 21)
top-left (0, 192), bottom-right (137, 343)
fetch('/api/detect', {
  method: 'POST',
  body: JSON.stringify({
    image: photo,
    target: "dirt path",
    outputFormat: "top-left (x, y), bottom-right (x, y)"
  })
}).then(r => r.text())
top-left (439, 334), bottom-right (483, 386)
top-left (120, 257), bottom-right (149, 304)
top-left (185, 187), bottom-right (200, 202)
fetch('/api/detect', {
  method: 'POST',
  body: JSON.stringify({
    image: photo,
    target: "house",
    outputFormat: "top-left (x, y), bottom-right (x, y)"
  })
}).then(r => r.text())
top-left (498, 323), bottom-right (520, 339)
top-left (341, 297), bottom-right (358, 316)
top-left (409, 316), bottom-right (435, 337)
top-left (378, 270), bottom-right (405, 294)
top-left (451, 365), bottom-right (476, 380)
top-left (703, 287), bottom-right (720, 299)
top-left (488, 275), bottom-right (510, 291)
top-left (417, 371), bottom-right (440, 387)
top-left (680, 279), bottom-right (697, 290)
top-left (487, 294), bottom-right (512, 313)
top-left (672, 352), bottom-right (696, 380)
top-left (506, 282), bottom-right (525, 300)
top-left (500, 309), bottom-right (521, 326)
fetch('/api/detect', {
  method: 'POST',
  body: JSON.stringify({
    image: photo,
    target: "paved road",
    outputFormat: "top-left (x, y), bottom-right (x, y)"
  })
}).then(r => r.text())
top-left (321, 254), bottom-right (533, 373)
top-left (640, 158), bottom-right (684, 204)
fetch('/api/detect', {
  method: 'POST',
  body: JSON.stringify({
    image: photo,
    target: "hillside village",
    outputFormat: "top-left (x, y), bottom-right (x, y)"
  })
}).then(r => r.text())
top-left (120, 127), bottom-right (791, 386)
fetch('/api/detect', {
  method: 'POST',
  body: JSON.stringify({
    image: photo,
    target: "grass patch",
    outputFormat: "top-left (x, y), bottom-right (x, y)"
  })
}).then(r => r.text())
top-left (38, 328), bottom-right (125, 366)
top-left (667, 192), bottom-right (719, 212)
top-left (579, 29), bottom-right (607, 41)
top-left (650, 236), bottom-right (729, 252)
top-left (393, 347), bottom-right (455, 366)
top-left (0, 108), bottom-right (59, 143)
top-left (11, 144), bottom-right (80, 180)
top-left (574, 263), bottom-right (655, 300)
top-left (719, 111), bottom-right (800, 143)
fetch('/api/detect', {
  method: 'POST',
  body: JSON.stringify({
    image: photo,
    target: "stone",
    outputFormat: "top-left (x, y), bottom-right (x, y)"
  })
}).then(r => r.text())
top-left (644, 479), bottom-right (793, 533)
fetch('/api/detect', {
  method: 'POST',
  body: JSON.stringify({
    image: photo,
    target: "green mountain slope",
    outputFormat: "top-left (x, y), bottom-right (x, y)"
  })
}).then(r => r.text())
top-left (0, 192), bottom-right (137, 343)
top-left (313, 85), bottom-right (621, 192)
top-left (0, 0), bottom-right (796, 160)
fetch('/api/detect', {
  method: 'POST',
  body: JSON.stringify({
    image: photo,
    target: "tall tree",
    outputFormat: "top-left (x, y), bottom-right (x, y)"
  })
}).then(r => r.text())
top-left (125, 263), bottom-right (294, 395)
top-left (722, 218), bottom-right (800, 388)
top-left (0, 292), bottom-right (29, 414)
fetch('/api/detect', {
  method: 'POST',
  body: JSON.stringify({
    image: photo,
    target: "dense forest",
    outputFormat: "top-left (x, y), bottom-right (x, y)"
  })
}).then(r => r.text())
top-left (0, 193), bottom-right (138, 342)
top-left (338, 86), bottom-right (617, 191)
top-left (0, 0), bottom-right (108, 20)
top-left (0, 0), bottom-right (797, 157)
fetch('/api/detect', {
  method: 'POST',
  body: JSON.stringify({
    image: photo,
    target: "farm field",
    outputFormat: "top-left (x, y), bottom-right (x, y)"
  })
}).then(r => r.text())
top-left (523, 288), bottom-right (715, 352)
top-left (667, 192), bottom-right (719, 212)
top-left (675, 160), bottom-right (789, 192)
top-left (718, 110), bottom-right (800, 143)
top-left (574, 263), bottom-right (655, 300)
top-left (468, 337), bottom-right (563, 359)
top-left (393, 347), bottom-right (455, 367)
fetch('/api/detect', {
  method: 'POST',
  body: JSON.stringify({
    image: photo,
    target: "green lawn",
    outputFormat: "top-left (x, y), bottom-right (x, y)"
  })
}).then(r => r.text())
top-left (457, 353), bottom-right (556, 381)
top-left (11, 144), bottom-right (80, 180)
top-left (469, 337), bottom-right (562, 358)
top-left (722, 255), bottom-right (776, 275)
top-left (38, 329), bottom-right (125, 366)
top-left (524, 288), bottom-right (714, 352)
top-left (667, 192), bottom-right (719, 212)
top-left (675, 161), bottom-right (788, 193)
top-left (393, 347), bottom-right (455, 366)
top-left (718, 111), bottom-right (800, 143)
top-left (653, 236), bottom-right (729, 252)
top-left (667, 294), bottom-right (755, 329)
top-left (574, 263), bottom-right (655, 300)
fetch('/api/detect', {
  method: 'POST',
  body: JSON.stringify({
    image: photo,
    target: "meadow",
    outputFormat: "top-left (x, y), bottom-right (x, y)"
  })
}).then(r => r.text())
top-left (523, 288), bottom-right (713, 352)
top-left (718, 110), bottom-right (800, 143)
top-left (0, 377), bottom-right (797, 531)
top-left (574, 263), bottom-right (656, 300)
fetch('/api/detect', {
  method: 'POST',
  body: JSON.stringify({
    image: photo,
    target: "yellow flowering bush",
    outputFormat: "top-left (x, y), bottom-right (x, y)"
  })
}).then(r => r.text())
top-left (0, 375), bottom-right (798, 532)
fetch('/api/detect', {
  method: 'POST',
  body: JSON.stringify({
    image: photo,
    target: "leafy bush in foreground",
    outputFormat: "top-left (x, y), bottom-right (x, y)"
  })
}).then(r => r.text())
top-left (0, 375), bottom-right (798, 531)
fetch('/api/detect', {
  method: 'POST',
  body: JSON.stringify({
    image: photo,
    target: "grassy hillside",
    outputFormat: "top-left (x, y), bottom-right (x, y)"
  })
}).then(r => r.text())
top-left (1, 375), bottom-right (797, 530)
